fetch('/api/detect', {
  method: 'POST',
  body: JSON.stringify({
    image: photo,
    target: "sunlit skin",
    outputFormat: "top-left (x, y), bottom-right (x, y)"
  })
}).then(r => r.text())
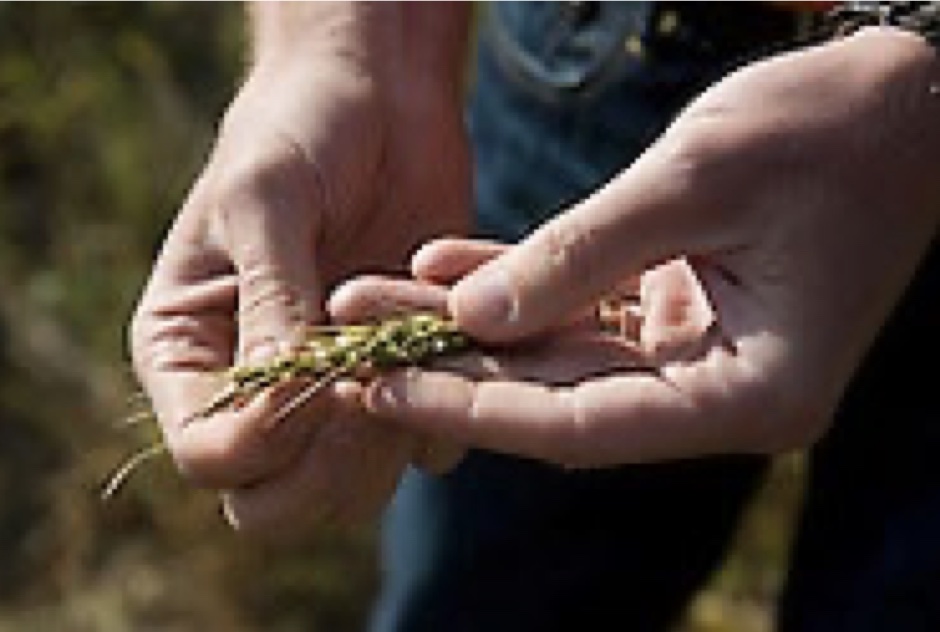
top-left (130, 4), bottom-right (471, 537)
top-left (352, 27), bottom-right (940, 469)
top-left (131, 0), bottom-right (940, 538)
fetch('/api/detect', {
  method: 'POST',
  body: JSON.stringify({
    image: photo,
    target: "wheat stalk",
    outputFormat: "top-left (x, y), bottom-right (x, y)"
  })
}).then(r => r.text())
top-left (102, 312), bottom-right (472, 500)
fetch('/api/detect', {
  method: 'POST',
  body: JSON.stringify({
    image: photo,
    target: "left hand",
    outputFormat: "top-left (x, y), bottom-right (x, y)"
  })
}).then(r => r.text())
top-left (129, 4), bottom-right (472, 536)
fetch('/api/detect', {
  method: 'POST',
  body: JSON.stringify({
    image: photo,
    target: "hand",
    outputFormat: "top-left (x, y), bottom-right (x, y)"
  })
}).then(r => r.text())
top-left (354, 28), bottom-right (940, 468)
top-left (130, 5), bottom-right (471, 536)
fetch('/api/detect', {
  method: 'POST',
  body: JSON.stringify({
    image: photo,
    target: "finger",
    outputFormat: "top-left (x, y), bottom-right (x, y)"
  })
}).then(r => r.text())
top-left (367, 242), bottom-right (797, 466)
top-left (411, 238), bottom-right (508, 284)
top-left (448, 140), bottom-right (738, 343)
top-left (432, 330), bottom-right (647, 386)
top-left (131, 186), bottom-right (239, 386)
top-left (167, 378), bottom-right (328, 488)
top-left (134, 304), bottom-right (317, 489)
top-left (328, 276), bottom-right (468, 474)
top-left (206, 147), bottom-right (324, 363)
top-left (363, 327), bottom-right (652, 470)
top-left (366, 354), bottom-right (755, 469)
top-left (327, 276), bottom-right (449, 324)
top-left (414, 238), bottom-right (645, 309)
top-left (222, 407), bottom-right (416, 538)
top-left (640, 258), bottom-right (716, 362)
top-left (133, 189), bottom-right (321, 489)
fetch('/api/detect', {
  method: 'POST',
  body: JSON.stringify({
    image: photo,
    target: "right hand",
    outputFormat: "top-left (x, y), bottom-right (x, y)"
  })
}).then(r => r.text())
top-left (354, 27), bottom-right (940, 468)
top-left (129, 6), bottom-right (471, 537)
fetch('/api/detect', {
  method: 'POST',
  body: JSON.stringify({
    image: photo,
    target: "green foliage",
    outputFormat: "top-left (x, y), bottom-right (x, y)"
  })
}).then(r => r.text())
top-left (0, 5), bottom-right (376, 631)
top-left (0, 3), bottom-right (242, 356)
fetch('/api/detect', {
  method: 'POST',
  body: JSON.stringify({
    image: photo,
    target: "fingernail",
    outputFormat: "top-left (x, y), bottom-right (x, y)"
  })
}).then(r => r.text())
top-left (455, 266), bottom-right (518, 330)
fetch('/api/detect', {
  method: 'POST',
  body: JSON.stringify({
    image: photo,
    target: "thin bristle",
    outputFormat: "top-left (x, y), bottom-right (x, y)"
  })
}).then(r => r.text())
top-left (118, 409), bottom-right (157, 428)
top-left (101, 443), bottom-right (167, 501)
top-left (104, 312), bottom-right (473, 499)
top-left (267, 366), bottom-right (350, 428)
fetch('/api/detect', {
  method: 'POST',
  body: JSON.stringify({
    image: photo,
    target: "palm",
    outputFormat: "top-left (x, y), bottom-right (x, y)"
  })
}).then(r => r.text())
top-left (352, 30), bottom-right (940, 468)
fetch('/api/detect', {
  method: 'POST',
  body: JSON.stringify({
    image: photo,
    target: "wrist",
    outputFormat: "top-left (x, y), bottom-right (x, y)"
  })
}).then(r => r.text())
top-left (251, 3), bottom-right (387, 70)
top-left (250, 2), bottom-right (470, 101)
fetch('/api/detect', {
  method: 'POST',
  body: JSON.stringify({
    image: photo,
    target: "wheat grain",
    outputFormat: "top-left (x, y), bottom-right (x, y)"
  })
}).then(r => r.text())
top-left (102, 312), bottom-right (472, 500)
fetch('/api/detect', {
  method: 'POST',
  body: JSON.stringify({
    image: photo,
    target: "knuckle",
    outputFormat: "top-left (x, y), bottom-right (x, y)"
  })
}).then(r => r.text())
top-left (536, 218), bottom-right (601, 293)
top-left (208, 133), bottom-right (321, 234)
top-left (211, 152), bottom-right (295, 224)
top-left (657, 113), bottom-right (782, 211)
top-left (238, 258), bottom-right (304, 318)
top-left (660, 121), bottom-right (740, 195)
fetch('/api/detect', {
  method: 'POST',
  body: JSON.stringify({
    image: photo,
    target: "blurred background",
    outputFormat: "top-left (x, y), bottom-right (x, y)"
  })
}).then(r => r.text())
top-left (0, 4), bottom-right (804, 631)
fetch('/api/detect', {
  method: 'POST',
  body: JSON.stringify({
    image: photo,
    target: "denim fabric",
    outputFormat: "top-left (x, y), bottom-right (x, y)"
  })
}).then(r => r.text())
top-left (371, 3), bottom-right (940, 631)
top-left (485, 2), bottom-right (653, 98)
top-left (472, 2), bottom-right (724, 243)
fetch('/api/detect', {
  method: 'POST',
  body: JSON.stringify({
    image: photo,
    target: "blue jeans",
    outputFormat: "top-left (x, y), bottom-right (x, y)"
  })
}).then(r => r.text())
top-left (371, 4), bottom-right (940, 631)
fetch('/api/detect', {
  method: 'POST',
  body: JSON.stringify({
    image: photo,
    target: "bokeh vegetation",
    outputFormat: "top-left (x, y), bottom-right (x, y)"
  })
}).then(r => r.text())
top-left (0, 4), bottom-right (803, 631)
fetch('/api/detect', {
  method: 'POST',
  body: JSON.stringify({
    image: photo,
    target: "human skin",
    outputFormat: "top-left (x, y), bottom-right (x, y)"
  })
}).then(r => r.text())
top-left (133, 9), bottom-right (940, 536)
top-left (129, 3), bottom-right (471, 537)
top-left (347, 26), bottom-right (940, 468)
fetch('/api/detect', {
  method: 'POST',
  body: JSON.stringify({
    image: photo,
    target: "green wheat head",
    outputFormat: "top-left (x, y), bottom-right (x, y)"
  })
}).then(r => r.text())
top-left (103, 312), bottom-right (472, 500)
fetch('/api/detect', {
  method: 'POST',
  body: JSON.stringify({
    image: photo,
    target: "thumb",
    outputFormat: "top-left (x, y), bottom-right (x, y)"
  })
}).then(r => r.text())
top-left (212, 163), bottom-right (323, 363)
top-left (450, 147), bottom-right (729, 342)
